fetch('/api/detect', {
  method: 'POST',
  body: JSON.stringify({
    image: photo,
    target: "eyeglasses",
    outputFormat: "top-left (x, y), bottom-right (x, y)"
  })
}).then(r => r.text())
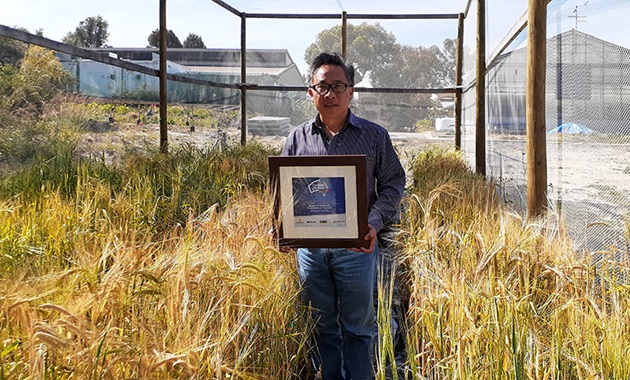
top-left (310, 83), bottom-right (350, 95)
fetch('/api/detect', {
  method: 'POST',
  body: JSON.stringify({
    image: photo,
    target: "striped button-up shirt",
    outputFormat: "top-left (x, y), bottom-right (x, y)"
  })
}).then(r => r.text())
top-left (282, 111), bottom-right (405, 232)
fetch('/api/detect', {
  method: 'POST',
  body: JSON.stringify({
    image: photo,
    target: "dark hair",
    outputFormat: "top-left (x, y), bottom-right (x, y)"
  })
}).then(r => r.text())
top-left (308, 52), bottom-right (355, 86)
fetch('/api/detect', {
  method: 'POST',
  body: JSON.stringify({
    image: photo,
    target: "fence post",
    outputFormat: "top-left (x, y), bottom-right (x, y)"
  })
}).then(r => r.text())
top-left (475, 0), bottom-right (486, 176)
top-left (455, 12), bottom-right (464, 150)
top-left (526, 0), bottom-right (548, 218)
top-left (240, 13), bottom-right (247, 146)
top-left (159, 0), bottom-right (168, 154)
top-left (342, 11), bottom-right (348, 60)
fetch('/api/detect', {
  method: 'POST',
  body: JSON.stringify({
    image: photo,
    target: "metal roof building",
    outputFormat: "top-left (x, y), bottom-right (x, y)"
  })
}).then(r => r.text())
top-left (57, 48), bottom-right (305, 105)
top-left (486, 29), bottom-right (630, 135)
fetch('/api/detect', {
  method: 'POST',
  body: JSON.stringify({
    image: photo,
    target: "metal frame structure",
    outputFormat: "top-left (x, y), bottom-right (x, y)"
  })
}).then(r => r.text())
top-left (209, 0), bottom-right (465, 146)
top-left (0, 0), bottom-right (550, 217)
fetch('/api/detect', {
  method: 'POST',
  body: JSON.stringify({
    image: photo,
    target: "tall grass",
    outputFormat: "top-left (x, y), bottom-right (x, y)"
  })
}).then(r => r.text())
top-left (1, 57), bottom-right (313, 378)
top-left (2, 121), bottom-right (629, 378)
top-left (0, 144), bottom-right (311, 378)
top-left (0, 142), bottom-right (275, 274)
top-left (0, 45), bottom-right (76, 170)
top-left (399, 147), bottom-right (630, 379)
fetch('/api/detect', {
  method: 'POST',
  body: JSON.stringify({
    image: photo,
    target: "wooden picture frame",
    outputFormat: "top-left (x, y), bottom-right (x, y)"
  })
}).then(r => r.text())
top-left (269, 155), bottom-right (369, 249)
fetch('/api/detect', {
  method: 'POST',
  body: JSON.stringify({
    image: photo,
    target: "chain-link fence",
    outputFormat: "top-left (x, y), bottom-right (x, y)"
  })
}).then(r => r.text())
top-left (461, 0), bottom-right (630, 254)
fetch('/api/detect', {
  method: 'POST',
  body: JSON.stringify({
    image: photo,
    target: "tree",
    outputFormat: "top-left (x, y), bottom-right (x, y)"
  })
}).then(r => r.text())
top-left (62, 15), bottom-right (109, 48)
top-left (305, 24), bottom-right (456, 88)
top-left (441, 38), bottom-right (457, 85)
top-left (377, 41), bottom-right (456, 128)
top-left (0, 27), bottom-right (40, 66)
top-left (305, 23), bottom-right (457, 130)
top-left (393, 44), bottom-right (452, 88)
top-left (183, 33), bottom-right (206, 48)
top-left (305, 22), bottom-right (400, 84)
top-left (0, 36), bottom-right (27, 66)
top-left (147, 29), bottom-right (183, 48)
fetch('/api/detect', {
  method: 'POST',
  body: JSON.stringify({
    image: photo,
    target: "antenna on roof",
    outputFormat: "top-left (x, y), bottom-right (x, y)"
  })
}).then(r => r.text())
top-left (568, 3), bottom-right (588, 30)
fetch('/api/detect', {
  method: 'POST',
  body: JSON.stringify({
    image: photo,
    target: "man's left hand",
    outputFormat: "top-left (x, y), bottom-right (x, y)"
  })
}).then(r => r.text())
top-left (351, 225), bottom-right (377, 254)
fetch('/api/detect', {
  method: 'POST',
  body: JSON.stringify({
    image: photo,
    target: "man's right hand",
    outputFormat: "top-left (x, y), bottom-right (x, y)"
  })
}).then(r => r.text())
top-left (350, 224), bottom-right (377, 254)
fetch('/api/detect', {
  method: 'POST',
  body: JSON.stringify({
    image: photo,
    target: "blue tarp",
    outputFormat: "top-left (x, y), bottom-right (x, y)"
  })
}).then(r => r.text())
top-left (548, 122), bottom-right (594, 134)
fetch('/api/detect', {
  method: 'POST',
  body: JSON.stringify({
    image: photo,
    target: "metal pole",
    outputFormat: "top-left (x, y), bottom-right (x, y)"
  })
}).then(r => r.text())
top-left (240, 13), bottom-right (247, 146)
top-left (556, 9), bottom-right (563, 216)
top-left (475, 0), bottom-right (486, 176)
top-left (455, 12), bottom-right (464, 150)
top-left (76, 57), bottom-right (81, 93)
top-left (242, 12), bottom-right (459, 19)
top-left (526, 0), bottom-right (548, 218)
top-left (159, 0), bottom-right (168, 154)
top-left (342, 11), bottom-right (348, 60)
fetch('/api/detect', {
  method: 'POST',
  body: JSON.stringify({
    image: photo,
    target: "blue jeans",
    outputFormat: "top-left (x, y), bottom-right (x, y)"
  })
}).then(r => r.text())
top-left (297, 246), bottom-right (378, 380)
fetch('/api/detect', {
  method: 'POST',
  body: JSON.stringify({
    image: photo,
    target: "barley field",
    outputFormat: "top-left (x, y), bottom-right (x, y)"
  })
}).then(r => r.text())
top-left (2, 126), bottom-right (629, 379)
top-left (1, 50), bottom-right (629, 378)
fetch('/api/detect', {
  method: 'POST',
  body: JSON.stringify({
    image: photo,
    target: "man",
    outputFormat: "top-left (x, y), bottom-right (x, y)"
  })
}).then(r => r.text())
top-left (282, 52), bottom-right (405, 379)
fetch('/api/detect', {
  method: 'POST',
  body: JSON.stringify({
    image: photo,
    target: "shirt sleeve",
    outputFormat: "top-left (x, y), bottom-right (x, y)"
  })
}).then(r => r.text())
top-left (281, 128), bottom-right (296, 156)
top-left (367, 130), bottom-right (406, 232)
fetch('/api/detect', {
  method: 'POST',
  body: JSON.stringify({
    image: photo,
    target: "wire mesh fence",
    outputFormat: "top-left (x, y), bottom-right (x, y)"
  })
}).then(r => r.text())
top-left (461, 0), bottom-right (630, 255)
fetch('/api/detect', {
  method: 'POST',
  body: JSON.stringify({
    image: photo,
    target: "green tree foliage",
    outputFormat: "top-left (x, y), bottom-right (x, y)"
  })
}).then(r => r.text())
top-left (441, 37), bottom-right (457, 85)
top-left (305, 23), bottom-right (399, 84)
top-left (147, 29), bottom-right (183, 48)
top-left (62, 15), bottom-right (110, 48)
top-left (305, 23), bottom-right (457, 130)
top-left (0, 45), bottom-right (75, 167)
top-left (386, 40), bottom-right (456, 128)
top-left (0, 37), bottom-right (26, 66)
top-left (388, 44), bottom-right (454, 88)
top-left (18, 46), bottom-right (73, 108)
top-left (306, 23), bottom-right (455, 88)
top-left (183, 33), bottom-right (206, 48)
top-left (0, 30), bottom-right (29, 65)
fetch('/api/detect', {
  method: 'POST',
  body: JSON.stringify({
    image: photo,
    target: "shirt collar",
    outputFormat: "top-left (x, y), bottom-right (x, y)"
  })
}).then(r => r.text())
top-left (347, 110), bottom-right (363, 129)
top-left (311, 109), bottom-right (362, 134)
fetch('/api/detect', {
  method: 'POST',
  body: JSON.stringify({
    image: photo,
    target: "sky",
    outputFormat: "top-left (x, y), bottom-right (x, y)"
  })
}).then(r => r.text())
top-left (1, 0), bottom-right (628, 75)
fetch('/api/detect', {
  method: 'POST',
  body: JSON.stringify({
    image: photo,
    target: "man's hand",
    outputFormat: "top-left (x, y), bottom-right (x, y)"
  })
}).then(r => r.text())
top-left (268, 226), bottom-right (292, 253)
top-left (351, 224), bottom-right (377, 254)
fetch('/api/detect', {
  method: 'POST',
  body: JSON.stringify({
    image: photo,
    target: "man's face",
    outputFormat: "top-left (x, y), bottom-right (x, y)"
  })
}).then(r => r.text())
top-left (308, 64), bottom-right (354, 121)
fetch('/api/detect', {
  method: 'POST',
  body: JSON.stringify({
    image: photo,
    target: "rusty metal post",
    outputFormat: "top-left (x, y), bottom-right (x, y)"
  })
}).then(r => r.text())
top-left (455, 12), bottom-right (464, 150)
top-left (159, 0), bottom-right (168, 153)
top-left (526, 0), bottom-right (548, 218)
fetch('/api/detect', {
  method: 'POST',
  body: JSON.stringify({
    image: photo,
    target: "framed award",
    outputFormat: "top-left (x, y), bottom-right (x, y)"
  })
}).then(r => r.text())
top-left (268, 155), bottom-right (369, 249)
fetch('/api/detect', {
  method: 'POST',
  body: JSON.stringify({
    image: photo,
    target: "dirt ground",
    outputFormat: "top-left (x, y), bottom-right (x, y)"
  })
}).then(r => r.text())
top-left (81, 122), bottom-right (629, 252)
top-left (476, 133), bottom-right (630, 252)
top-left (81, 122), bottom-right (455, 172)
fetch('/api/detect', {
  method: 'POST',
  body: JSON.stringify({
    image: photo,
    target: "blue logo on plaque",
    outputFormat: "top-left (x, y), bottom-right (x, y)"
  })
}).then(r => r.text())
top-left (292, 177), bottom-right (346, 217)
top-left (308, 179), bottom-right (329, 195)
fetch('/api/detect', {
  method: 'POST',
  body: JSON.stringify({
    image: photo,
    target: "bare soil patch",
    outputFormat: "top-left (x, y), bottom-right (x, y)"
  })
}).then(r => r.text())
top-left (79, 122), bottom-right (456, 170)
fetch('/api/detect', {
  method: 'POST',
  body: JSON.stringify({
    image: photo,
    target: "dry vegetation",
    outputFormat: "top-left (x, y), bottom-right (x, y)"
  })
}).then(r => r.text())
top-left (1, 46), bottom-right (630, 379)
top-left (399, 149), bottom-right (630, 379)
top-left (1, 190), bottom-right (311, 379)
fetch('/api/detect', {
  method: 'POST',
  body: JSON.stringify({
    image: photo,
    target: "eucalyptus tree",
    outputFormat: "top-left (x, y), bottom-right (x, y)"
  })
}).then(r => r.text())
top-left (305, 22), bottom-right (456, 130)
top-left (147, 29), bottom-right (183, 48)
top-left (63, 15), bottom-right (110, 48)
top-left (183, 33), bottom-right (206, 48)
